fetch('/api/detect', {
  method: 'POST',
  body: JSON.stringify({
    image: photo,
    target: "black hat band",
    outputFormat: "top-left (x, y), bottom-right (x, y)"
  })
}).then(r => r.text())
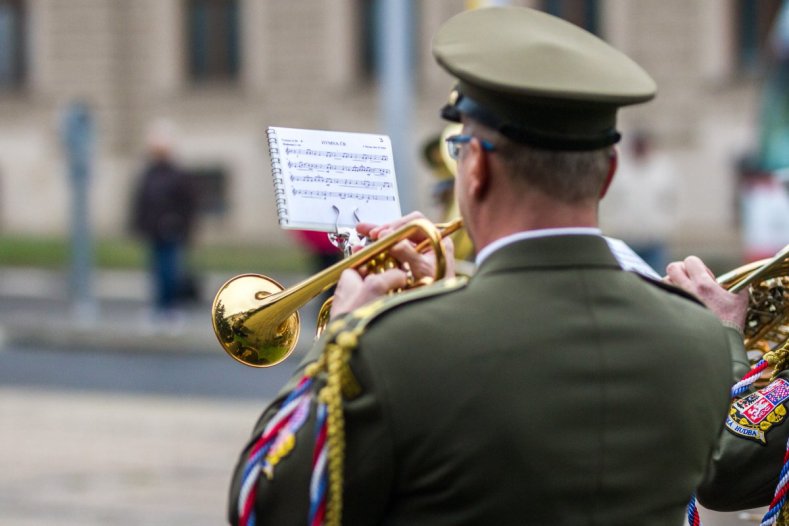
top-left (441, 92), bottom-right (621, 151)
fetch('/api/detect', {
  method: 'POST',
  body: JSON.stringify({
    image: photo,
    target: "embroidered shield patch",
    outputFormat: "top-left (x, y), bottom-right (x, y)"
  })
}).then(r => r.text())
top-left (726, 378), bottom-right (789, 444)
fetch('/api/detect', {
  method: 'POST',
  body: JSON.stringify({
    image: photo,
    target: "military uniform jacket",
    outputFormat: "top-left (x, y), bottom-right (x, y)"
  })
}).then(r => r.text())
top-left (228, 234), bottom-right (738, 526)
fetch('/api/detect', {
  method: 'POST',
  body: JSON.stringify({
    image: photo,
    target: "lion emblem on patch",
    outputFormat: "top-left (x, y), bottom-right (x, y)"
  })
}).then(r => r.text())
top-left (726, 377), bottom-right (789, 444)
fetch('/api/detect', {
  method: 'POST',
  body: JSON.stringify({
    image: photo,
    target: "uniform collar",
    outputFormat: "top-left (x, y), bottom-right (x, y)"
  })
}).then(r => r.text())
top-left (475, 228), bottom-right (602, 267)
top-left (474, 233), bottom-right (620, 278)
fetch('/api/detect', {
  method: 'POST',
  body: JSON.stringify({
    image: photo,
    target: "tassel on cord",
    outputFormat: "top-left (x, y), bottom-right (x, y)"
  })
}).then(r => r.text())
top-left (308, 330), bottom-right (360, 526)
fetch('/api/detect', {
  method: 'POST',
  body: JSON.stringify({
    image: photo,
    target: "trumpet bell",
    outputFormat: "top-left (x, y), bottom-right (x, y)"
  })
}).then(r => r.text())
top-left (212, 274), bottom-right (301, 368)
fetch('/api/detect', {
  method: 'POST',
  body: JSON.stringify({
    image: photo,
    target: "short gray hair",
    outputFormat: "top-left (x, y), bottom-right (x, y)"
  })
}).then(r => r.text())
top-left (467, 121), bottom-right (613, 203)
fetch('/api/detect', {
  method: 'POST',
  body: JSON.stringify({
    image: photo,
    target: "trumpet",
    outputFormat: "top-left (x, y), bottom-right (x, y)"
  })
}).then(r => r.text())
top-left (211, 218), bottom-right (463, 368)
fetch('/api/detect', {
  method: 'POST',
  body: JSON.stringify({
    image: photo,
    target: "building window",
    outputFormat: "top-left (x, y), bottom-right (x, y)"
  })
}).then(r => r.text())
top-left (187, 166), bottom-right (228, 215)
top-left (359, 0), bottom-right (378, 79)
top-left (186, 0), bottom-right (240, 83)
top-left (539, 0), bottom-right (599, 35)
top-left (0, 0), bottom-right (26, 89)
top-left (735, 0), bottom-right (784, 74)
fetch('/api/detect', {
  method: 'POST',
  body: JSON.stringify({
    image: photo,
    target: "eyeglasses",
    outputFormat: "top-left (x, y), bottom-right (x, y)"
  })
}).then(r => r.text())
top-left (444, 134), bottom-right (496, 161)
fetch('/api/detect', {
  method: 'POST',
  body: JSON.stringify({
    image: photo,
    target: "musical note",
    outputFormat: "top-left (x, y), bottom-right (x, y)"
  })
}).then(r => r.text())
top-left (287, 160), bottom-right (391, 176)
top-left (290, 174), bottom-right (392, 190)
top-left (285, 147), bottom-right (389, 162)
top-left (292, 189), bottom-right (396, 201)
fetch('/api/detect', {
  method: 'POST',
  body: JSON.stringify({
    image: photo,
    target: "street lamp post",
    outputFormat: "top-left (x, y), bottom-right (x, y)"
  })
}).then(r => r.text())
top-left (60, 101), bottom-right (96, 324)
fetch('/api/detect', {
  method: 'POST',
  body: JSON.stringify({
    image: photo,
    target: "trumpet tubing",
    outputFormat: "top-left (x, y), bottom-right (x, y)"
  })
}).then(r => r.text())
top-left (717, 244), bottom-right (789, 385)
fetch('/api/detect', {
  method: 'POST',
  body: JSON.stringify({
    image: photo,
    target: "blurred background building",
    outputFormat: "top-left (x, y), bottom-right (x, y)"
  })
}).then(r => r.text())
top-left (0, 0), bottom-right (786, 262)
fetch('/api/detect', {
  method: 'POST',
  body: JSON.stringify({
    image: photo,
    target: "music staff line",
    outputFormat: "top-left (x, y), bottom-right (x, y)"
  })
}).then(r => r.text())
top-left (284, 147), bottom-right (389, 162)
top-left (287, 160), bottom-right (391, 176)
top-left (292, 189), bottom-right (396, 202)
top-left (290, 174), bottom-right (392, 190)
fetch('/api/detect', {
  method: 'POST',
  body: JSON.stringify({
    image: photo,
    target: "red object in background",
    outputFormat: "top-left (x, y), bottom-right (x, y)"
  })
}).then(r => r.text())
top-left (292, 230), bottom-right (339, 255)
top-left (741, 173), bottom-right (789, 262)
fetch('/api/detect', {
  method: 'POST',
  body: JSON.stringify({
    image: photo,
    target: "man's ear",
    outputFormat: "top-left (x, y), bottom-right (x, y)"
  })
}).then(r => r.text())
top-left (599, 148), bottom-right (618, 199)
top-left (466, 137), bottom-right (491, 199)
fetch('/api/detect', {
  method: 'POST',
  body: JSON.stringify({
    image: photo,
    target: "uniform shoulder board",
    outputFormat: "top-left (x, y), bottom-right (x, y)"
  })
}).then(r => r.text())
top-left (315, 276), bottom-right (468, 401)
top-left (635, 273), bottom-right (704, 307)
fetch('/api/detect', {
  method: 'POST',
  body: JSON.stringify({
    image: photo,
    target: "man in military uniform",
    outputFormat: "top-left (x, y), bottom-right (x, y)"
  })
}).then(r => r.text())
top-left (228, 7), bottom-right (744, 525)
top-left (667, 254), bottom-right (789, 520)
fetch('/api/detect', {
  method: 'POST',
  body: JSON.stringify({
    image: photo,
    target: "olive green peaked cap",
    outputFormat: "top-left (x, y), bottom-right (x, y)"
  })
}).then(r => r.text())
top-left (433, 7), bottom-right (656, 150)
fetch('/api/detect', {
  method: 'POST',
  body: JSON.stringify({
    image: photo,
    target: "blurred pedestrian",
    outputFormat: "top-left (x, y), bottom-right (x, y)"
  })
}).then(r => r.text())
top-left (599, 130), bottom-right (678, 274)
top-left (131, 119), bottom-right (197, 323)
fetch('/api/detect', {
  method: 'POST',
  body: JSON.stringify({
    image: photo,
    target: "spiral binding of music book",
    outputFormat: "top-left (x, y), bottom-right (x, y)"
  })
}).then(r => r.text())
top-left (266, 126), bottom-right (402, 231)
top-left (267, 127), bottom-right (289, 226)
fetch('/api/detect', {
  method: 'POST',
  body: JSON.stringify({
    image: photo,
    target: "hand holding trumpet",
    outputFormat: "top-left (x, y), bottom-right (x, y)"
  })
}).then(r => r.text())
top-left (665, 255), bottom-right (748, 331)
top-left (330, 212), bottom-right (457, 319)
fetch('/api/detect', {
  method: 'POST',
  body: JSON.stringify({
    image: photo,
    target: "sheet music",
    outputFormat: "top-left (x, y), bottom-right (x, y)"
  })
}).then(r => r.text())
top-left (267, 126), bottom-right (402, 231)
top-left (604, 237), bottom-right (662, 279)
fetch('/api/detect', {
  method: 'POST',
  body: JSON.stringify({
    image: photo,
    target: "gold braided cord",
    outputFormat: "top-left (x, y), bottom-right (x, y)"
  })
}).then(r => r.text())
top-left (780, 503), bottom-right (789, 526)
top-left (309, 279), bottom-right (466, 526)
top-left (317, 330), bottom-right (359, 526)
top-left (765, 340), bottom-right (789, 383)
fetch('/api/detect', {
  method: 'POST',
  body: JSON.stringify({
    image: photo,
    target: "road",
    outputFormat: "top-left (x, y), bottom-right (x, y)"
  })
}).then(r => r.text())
top-left (0, 344), bottom-right (299, 399)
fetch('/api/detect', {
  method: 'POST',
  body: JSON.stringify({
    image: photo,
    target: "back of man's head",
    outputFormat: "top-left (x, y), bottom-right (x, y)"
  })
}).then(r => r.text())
top-left (432, 7), bottom-right (655, 204)
top-left (465, 119), bottom-right (613, 204)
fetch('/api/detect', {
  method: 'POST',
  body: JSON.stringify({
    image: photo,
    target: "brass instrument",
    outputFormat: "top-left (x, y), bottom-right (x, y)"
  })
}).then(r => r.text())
top-left (718, 244), bottom-right (789, 382)
top-left (211, 218), bottom-right (462, 368)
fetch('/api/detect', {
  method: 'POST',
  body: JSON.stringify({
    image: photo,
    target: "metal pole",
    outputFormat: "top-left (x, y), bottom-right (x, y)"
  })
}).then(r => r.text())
top-left (378, 0), bottom-right (416, 214)
top-left (61, 101), bottom-right (96, 324)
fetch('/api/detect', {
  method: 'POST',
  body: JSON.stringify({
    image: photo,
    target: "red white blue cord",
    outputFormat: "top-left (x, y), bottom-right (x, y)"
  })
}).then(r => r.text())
top-left (760, 439), bottom-right (789, 526)
top-left (309, 403), bottom-right (329, 526)
top-left (237, 376), bottom-right (314, 526)
top-left (732, 359), bottom-right (771, 397)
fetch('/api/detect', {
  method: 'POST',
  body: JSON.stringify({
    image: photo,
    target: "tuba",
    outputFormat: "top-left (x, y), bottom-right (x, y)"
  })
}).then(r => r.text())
top-left (211, 218), bottom-right (462, 368)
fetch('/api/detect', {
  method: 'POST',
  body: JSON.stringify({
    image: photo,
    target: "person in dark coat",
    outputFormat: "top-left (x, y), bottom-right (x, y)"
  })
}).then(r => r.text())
top-left (132, 120), bottom-right (197, 318)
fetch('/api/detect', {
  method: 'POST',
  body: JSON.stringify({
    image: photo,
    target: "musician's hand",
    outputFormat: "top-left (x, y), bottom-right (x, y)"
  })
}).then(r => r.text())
top-left (330, 268), bottom-right (408, 319)
top-left (665, 255), bottom-right (749, 332)
top-left (356, 211), bottom-right (456, 281)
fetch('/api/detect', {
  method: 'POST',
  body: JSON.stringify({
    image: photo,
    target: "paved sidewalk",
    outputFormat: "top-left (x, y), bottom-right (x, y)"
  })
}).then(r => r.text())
top-left (0, 386), bottom-right (264, 526)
